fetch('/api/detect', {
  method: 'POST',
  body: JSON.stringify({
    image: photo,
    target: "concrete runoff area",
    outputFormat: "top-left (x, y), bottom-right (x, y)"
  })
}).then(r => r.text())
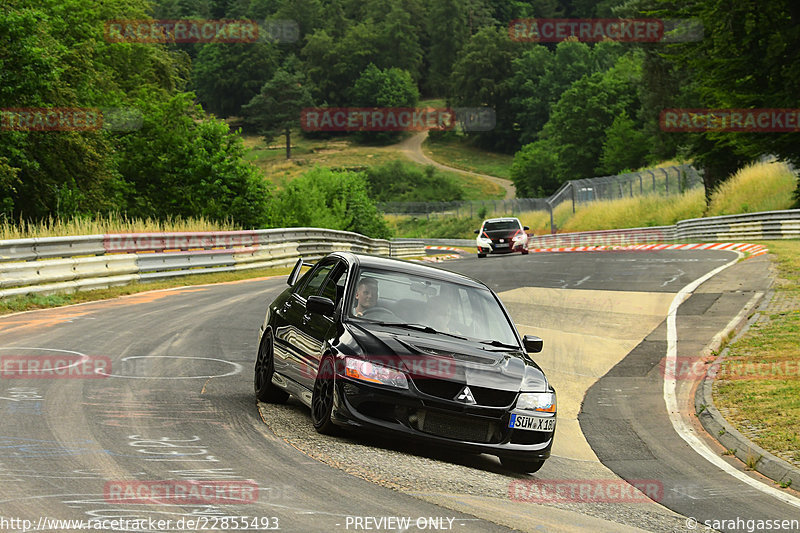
top-left (500, 287), bottom-right (675, 462)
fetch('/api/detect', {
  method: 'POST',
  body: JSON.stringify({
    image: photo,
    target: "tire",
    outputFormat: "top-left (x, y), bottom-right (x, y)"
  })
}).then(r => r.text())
top-left (254, 331), bottom-right (289, 403)
top-left (521, 248), bottom-right (529, 255)
top-left (477, 253), bottom-right (486, 258)
top-left (500, 456), bottom-right (545, 474)
top-left (311, 355), bottom-right (339, 435)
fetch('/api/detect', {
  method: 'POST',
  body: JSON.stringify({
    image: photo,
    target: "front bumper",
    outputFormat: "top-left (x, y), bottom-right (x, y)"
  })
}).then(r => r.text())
top-left (330, 376), bottom-right (555, 460)
top-left (477, 239), bottom-right (528, 254)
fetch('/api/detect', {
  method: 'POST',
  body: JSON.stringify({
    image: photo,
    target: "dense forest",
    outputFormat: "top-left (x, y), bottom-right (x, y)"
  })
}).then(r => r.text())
top-left (1, 0), bottom-right (798, 235)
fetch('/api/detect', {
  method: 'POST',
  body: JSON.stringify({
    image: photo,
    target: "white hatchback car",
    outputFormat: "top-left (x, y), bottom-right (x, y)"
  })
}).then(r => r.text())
top-left (474, 217), bottom-right (530, 258)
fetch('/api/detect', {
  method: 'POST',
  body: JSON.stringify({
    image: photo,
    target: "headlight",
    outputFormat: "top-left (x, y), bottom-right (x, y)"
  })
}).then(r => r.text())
top-left (477, 237), bottom-right (492, 246)
top-left (345, 358), bottom-right (408, 389)
top-left (516, 392), bottom-right (556, 413)
top-left (512, 233), bottom-right (527, 242)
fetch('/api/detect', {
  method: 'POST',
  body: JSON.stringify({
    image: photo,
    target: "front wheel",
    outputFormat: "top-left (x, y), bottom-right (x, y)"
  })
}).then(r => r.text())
top-left (254, 332), bottom-right (289, 403)
top-left (500, 456), bottom-right (545, 473)
top-left (477, 253), bottom-right (486, 258)
top-left (311, 355), bottom-right (339, 435)
top-left (520, 248), bottom-right (529, 255)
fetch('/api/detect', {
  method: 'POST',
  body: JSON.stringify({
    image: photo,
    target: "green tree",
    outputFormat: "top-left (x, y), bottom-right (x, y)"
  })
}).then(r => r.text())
top-left (651, 0), bottom-right (800, 201)
top-left (117, 92), bottom-right (272, 227)
top-left (510, 139), bottom-right (560, 197)
top-left (302, 23), bottom-right (380, 105)
top-left (378, 0), bottom-right (423, 81)
top-left (271, 167), bottom-right (391, 238)
top-left (242, 68), bottom-right (314, 159)
top-left (425, 0), bottom-right (469, 96)
top-left (450, 26), bottom-right (521, 152)
top-left (349, 64), bottom-right (419, 144)
top-left (598, 111), bottom-right (649, 175)
top-left (511, 51), bottom-right (647, 195)
top-left (193, 42), bottom-right (280, 117)
top-left (510, 40), bottom-right (623, 145)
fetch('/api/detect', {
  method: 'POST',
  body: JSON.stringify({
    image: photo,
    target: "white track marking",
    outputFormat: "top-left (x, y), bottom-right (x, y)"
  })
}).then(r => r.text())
top-left (96, 355), bottom-right (242, 379)
top-left (663, 252), bottom-right (800, 509)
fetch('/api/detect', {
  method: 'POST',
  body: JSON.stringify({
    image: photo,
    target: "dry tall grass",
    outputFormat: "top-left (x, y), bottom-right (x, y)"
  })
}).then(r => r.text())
top-left (0, 214), bottom-right (236, 240)
top-left (707, 160), bottom-right (798, 216)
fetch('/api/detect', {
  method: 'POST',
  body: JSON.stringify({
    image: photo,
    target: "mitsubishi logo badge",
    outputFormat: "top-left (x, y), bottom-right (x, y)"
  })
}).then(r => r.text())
top-left (455, 386), bottom-right (476, 404)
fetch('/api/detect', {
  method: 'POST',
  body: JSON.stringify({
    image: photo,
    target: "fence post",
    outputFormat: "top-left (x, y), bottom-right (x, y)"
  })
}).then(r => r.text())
top-left (548, 201), bottom-right (556, 235)
top-left (639, 173), bottom-right (643, 195)
top-left (571, 182), bottom-right (576, 213)
top-left (664, 168), bottom-right (669, 194)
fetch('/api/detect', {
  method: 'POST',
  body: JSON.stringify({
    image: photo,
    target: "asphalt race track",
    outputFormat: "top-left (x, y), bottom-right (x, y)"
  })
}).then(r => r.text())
top-left (1, 250), bottom-right (798, 532)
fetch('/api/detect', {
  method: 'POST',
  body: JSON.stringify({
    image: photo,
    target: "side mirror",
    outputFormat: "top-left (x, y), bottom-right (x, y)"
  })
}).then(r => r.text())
top-left (474, 229), bottom-right (480, 234)
top-left (522, 335), bottom-right (543, 353)
top-left (307, 295), bottom-right (335, 316)
top-left (287, 258), bottom-right (303, 286)
top-left (523, 226), bottom-right (530, 231)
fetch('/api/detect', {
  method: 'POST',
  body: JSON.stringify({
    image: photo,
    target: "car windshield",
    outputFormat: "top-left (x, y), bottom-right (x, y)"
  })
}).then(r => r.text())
top-left (349, 268), bottom-right (519, 347)
top-left (483, 221), bottom-right (520, 232)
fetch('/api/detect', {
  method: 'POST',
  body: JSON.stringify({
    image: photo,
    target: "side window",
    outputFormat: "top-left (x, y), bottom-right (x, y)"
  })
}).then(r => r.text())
top-left (297, 263), bottom-right (335, 300)
top-left (319, 264), bottom-right (346, 303)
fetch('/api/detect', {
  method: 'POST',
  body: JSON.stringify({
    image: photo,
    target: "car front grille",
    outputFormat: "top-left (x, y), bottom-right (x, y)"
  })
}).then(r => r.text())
top-left (409, 409), bottom-right (499, 443)
top-left (413, 379), bottom-right (517, 407)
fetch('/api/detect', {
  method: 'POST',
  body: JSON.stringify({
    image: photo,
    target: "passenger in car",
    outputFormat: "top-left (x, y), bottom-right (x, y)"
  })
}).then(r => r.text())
top-left (428, 286), bottom-right (460, 333)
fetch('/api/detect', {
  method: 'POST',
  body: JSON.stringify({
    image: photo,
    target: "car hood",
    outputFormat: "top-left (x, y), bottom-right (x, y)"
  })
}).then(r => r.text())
top-left (346, 323), bottom-right (549, 392)
top-left (481, 229), bottom-right (523, 240)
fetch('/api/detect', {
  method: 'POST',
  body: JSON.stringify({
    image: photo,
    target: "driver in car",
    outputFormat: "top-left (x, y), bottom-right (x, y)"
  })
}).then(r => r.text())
top-left (353, 277), bottom-right (378, 317)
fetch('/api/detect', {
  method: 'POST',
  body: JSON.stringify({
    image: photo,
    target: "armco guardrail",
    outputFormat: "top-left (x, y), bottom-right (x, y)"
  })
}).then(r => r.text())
top-left (676, 209), bottom-right (800, 241)
top-left (526, 210), bottom-right (799, 249)
top-left (527, 226), bottom-right (677, 248)
top-left (0, 228), bottom-right (424, 299)
top-left (409, 210), bottom-right (799, 250)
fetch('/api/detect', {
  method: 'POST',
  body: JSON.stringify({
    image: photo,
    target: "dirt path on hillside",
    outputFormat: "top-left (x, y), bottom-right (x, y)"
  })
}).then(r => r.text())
top-left (393, 131), bottom-right (516, 199)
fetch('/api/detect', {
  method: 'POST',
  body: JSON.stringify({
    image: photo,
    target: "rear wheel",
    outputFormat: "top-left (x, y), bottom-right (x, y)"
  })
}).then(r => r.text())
top-left (500, 456), bottom-right (545, 473)
top-left (311, 355), bottom-right (339, 435)
top-left (254, 332), bottom-right (289, 403)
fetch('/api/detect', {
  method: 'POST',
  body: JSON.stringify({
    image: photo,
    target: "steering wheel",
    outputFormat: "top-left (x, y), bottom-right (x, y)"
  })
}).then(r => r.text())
top-left (359, 306), bottom-right (399, 320)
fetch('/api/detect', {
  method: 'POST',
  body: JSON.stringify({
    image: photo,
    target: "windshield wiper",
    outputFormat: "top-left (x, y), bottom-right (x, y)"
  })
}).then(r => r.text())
top-left (372, 322), bottom-right (468, 340)
top-left (479, 339), bottom-right (519, 350)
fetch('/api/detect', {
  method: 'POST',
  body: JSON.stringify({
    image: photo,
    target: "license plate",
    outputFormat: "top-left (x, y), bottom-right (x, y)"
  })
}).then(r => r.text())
top-left (509, 413), bottom-right (555, 432)
top-left (495, 243), bottom-right (509, 248)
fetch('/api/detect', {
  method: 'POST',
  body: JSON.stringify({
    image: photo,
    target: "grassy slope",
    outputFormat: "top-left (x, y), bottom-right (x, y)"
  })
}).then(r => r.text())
top-left (713, 240), bottom-right (800, 470)
top-left (422, 135), bottom-right (514, 179)
top-left (243, 131), bottom-right (504, 200)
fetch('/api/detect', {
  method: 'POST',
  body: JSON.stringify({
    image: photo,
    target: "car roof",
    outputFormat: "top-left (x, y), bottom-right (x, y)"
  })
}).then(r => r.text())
top-left (329, 252), bottom-right (487, 289)
top-left (483, 217), bottom-right (520, 223)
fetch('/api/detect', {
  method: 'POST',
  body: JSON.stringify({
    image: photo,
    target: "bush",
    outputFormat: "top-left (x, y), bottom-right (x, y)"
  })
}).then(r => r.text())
top-left (364, 160), bottom-right (463, 202)
top-left (270, 167), bottom-right (390, 238)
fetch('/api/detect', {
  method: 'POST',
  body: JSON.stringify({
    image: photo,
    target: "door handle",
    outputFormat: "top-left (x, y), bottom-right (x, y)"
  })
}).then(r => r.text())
top-left (302, 313), bottom-right (312, 324)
